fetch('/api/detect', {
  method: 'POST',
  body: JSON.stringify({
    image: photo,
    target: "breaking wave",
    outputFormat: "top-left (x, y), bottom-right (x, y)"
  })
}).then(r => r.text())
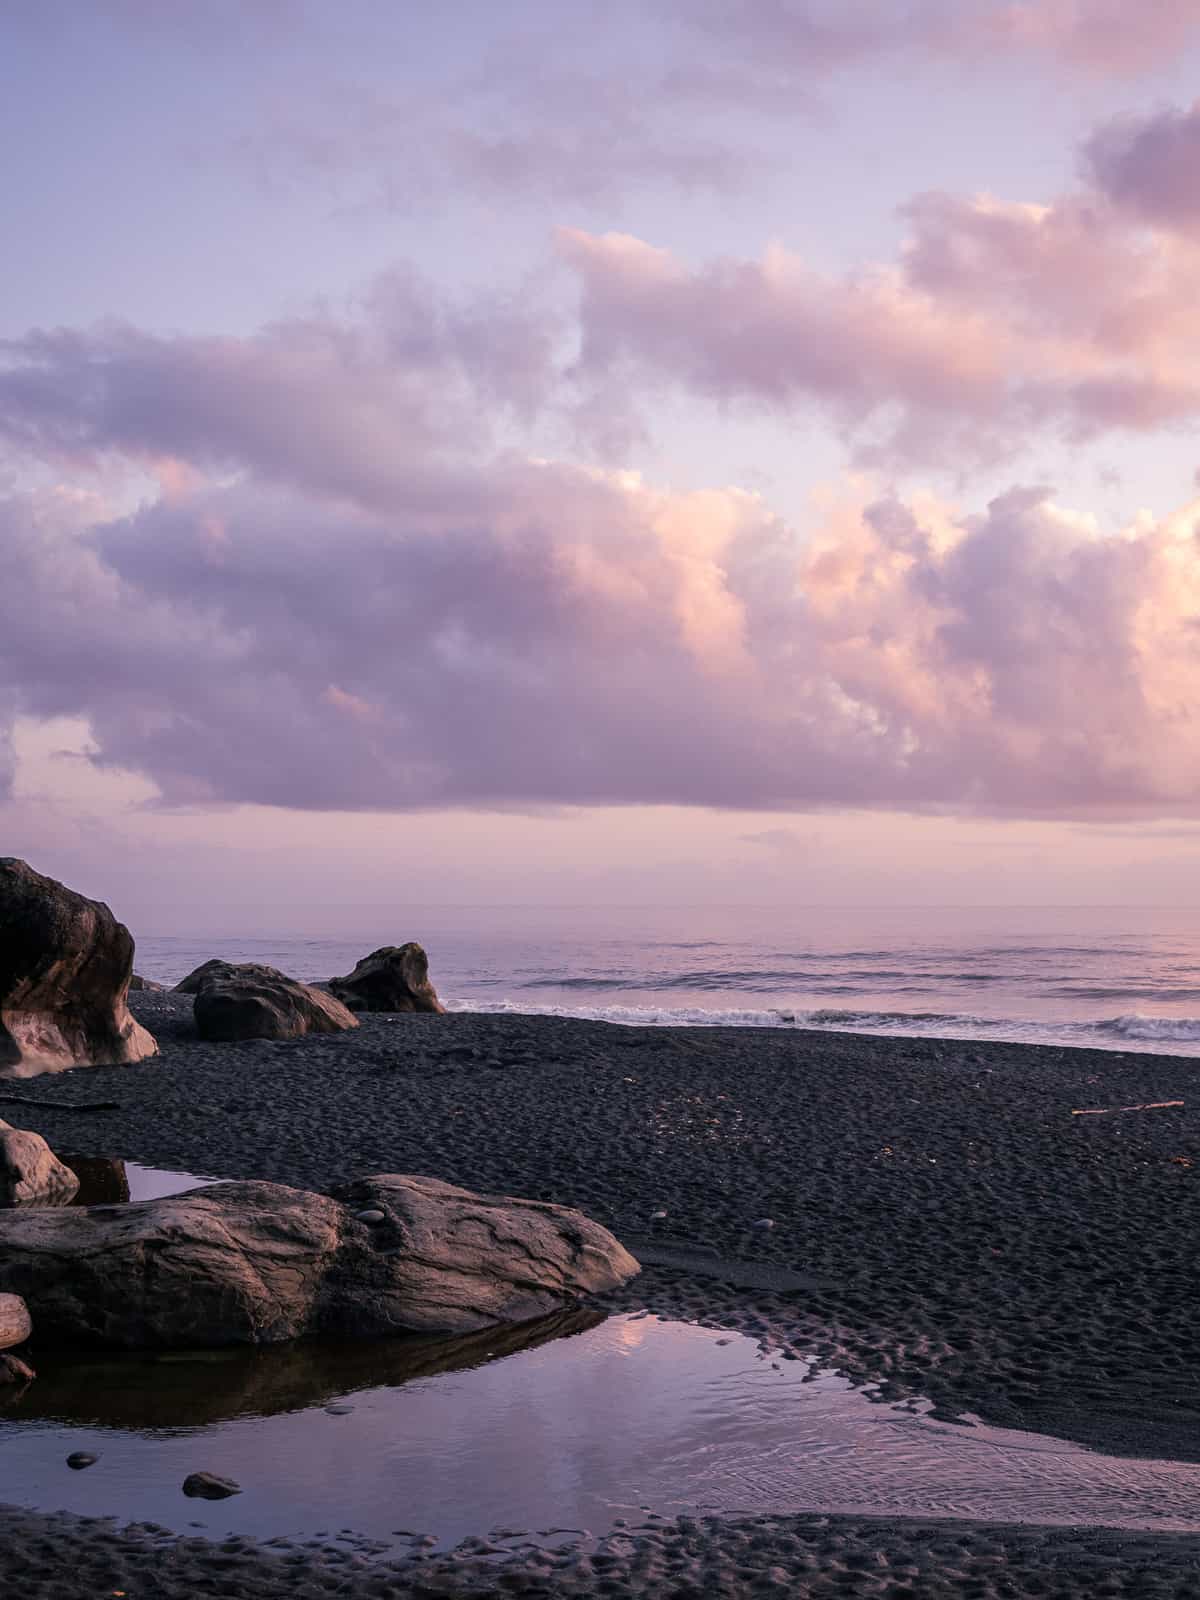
top-left (444, 998), bottom-right (1200, 1054)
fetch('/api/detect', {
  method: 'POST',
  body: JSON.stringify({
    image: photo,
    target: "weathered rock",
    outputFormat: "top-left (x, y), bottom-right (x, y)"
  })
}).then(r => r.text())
top-left (183, 1472), bottom-right (241, 1499)
top-left (128, 974), bottom-right (164, 992)
top-left (193, 969), bottom-right (359, 1041)
top-left (0, 858), bottom-right (158, 1078)
top-left (0, 1294), bottom-right (32, 1350)
top-left (0, 1353), bottom-right (34, 1385)
top-left (66, 1451), bottom-right (96, 1469)
top-left (0, 1121), bottom-right (80, 1206)
top-left (173, 959), bottom-right (292, 995)
top-left (328, 944), bottom-right (445, 1013)
top-left (0, 1175), bottom-right (640, 1349)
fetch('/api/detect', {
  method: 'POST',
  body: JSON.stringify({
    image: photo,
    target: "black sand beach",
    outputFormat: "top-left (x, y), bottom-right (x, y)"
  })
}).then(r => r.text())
top-left (2, 993), bottom-right (1199, 1597)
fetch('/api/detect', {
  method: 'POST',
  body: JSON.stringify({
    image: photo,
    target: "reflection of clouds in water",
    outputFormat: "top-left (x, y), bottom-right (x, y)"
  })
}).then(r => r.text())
top-left (3, 1316), bottom-right (1199, 1550)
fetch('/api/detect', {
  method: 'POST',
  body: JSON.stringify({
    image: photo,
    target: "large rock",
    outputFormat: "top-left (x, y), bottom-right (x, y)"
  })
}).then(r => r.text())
top-left (174, 959), bottom-right (291, 995)
top-left (329, 944), bottom-right (445, 1013)
top-left (193, 968), bottom-right (359, 1041)
top-left (128, 973), bottom-right (164, 992)
top-left (0, 859), bottom-right (157, 1078)
top-left (0, 1175), bottom-right (640, 1349)
top-left (0, 1122), bottom-right (80, 1207)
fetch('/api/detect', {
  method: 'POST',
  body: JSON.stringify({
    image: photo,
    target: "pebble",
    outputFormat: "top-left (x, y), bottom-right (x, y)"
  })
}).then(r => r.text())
top-left (182, 1471), bottom-right (242, 1499)
top-left (354, 1208), bottom-right (385, 1224)
top-left (324, 1403), bottom-right (354, 1415)
top-left (66, 1452), bottom-right (98, 1470)
top-left (751, 1217), bottom-right (776, 1230)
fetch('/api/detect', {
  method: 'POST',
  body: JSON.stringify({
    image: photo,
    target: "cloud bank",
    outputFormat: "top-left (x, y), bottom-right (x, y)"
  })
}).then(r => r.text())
top-left (3, 277), bottom-right (1200, 820)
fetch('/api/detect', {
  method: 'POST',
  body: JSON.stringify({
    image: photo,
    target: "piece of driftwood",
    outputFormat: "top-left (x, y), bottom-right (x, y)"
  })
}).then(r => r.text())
top-left (0, 1095), bottom-right (118, 1111)
top-left (1071, 1100), bottom-right (1184, 1116)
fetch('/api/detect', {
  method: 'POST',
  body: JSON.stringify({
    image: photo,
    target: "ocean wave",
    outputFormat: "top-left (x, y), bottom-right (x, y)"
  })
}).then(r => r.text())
top-left (442, 998), bottom-right (1200, 1054)
top-left (1094, 1014), bottom-right (1200, 1042)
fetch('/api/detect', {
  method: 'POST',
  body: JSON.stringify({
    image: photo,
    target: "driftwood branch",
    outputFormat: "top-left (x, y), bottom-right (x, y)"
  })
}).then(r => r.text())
top-left (1071, 1100), bottom-right (1184, 1116)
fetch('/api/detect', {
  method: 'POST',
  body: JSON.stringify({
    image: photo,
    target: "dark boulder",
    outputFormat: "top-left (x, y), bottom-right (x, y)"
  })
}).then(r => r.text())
top-left (192, 967), bottom-right (359, 1042)
top-left (329, 944), bottom-right (445, 1013)
top-left (173, 959), bottom-right (291, 995)
top-left (0, 859), bottom-right (157, 1078)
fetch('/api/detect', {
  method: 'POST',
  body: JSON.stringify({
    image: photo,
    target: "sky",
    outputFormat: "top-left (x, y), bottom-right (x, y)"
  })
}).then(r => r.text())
top-left (6, 0), bottom-right (1200, 929)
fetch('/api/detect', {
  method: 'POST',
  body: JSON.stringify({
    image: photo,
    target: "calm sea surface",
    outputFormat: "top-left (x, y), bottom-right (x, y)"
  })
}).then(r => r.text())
top-left (133, 905), bottom-right (1200, 1056)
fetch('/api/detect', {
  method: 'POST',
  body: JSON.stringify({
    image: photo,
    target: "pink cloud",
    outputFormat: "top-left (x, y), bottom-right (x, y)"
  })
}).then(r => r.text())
top-left (559, 197), bottom-right (1200, 464)
top-left (4, 261), bottom-right (1200, 822)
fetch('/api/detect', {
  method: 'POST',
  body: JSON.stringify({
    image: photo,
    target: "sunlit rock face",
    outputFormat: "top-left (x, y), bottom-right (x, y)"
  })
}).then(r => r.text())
top-left (0, 1174), bottom-right (641, 1349)
top-left (0, 859), bottom-right (157, 1079)
top-left (0, 1123), bottom-right (80, 1207)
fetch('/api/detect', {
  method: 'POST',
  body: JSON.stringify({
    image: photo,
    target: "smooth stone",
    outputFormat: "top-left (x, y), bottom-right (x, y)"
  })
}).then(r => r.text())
top-left (0, 1293), bottom-right (32, 1351)
top-left (354, 1209), bottom-right (385, 1224)
top-left (182, 1472), bottom-right (242, 1500)
top-left (67, 1452), bottom-right (98, 1469)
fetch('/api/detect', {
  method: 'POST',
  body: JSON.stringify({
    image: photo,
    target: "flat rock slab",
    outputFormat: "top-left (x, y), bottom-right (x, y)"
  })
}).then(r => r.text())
top-left (0, 1174), bottom-right (639, 1349)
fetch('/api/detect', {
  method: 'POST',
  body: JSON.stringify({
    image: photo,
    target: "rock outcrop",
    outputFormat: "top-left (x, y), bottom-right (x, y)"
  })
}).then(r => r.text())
top-left (192, 968), bottom-right (359, 1041)
top-left (329, 944), bottom-right (445, 1013)
top-left (0, 1175), bottom-right (640, 1349)
top-left (0, 1122), bottom-right (80, 1206)
top-left (0, 859), bottom-right (158, 1078)
top-left (128, 974), bottom-right (164, 992)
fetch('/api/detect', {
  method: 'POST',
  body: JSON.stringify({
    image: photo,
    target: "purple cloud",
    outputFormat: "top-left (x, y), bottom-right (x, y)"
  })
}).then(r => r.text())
top-left (4, 340), bottom-right (1200, 821)
top-left (1085, 103), bottom-right (1200, 231)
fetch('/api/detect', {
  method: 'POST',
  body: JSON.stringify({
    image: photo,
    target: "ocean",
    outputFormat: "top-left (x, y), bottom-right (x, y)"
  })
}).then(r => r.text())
top-left (132, 904), bottom-right (1200, 1057)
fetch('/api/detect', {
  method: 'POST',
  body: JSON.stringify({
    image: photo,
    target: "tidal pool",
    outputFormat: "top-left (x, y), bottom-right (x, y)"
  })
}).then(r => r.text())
top-left (3, 1308), bottom-right (1200, 1553)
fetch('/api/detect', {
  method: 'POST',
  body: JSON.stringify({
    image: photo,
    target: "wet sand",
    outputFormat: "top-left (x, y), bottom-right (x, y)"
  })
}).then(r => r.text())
top-left (1, 992), bottom-right (1198, 1596)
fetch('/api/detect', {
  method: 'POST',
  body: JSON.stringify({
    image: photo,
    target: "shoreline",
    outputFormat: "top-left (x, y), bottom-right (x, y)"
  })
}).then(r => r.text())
top-left (2, 993), bottom-right (1198, 1594)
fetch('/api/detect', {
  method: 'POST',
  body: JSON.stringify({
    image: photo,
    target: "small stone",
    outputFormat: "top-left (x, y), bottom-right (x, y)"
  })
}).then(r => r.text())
top-left (751, 1217), bottom-right (775, 1231)
top-left (182, 1472), bottom-right (241, 1499)
top-left (67, 1452), bottom-right (98, 1470)
top-left (325, 1403), bottom-right (354, 1415)
top-left (650, 1210), bottom-right (668, 1220)
top-left (354, 1209), bottom-right (385, 1224)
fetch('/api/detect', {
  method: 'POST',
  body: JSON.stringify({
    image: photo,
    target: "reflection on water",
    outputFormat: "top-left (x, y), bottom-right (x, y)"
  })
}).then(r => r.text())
top-left (60, 1157), bottom-right (222, 1206)
top-left (2, 1316), bottom-right (1200, 1551)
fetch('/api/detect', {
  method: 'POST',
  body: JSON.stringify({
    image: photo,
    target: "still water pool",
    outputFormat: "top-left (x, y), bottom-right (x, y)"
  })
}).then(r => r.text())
top-left (3, 1294), bottom-right (1200, 1550)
